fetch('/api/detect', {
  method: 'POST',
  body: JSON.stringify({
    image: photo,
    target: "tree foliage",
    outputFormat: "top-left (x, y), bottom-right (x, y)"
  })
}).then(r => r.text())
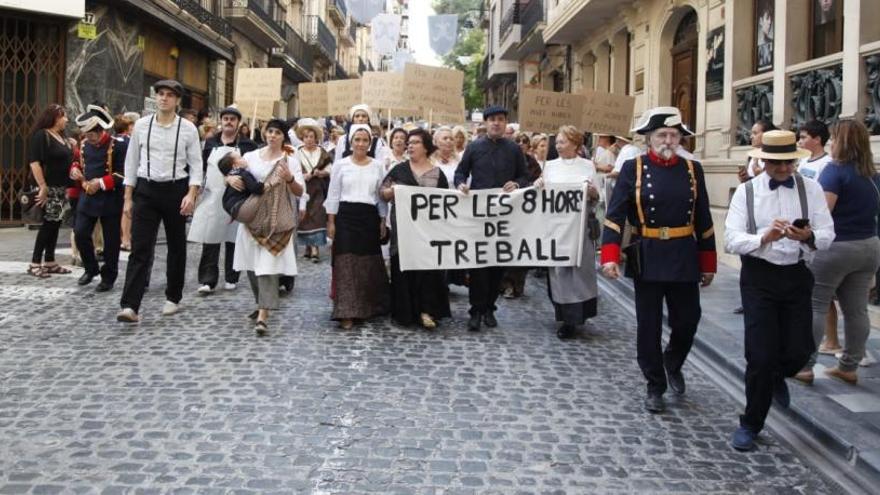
top-left (433, 0), bottom-right (485, 110)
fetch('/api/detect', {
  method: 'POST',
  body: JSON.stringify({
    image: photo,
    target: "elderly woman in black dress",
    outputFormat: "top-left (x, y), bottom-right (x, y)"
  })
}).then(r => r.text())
top-left (380, 128), bottom-right (451, 329)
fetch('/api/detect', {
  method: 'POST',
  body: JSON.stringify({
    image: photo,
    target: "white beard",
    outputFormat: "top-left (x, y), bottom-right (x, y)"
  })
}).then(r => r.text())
top-left (654, 145), bottom-right (677, 160)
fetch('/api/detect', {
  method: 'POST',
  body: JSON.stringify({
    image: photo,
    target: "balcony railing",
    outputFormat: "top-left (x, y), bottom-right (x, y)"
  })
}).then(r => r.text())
top-left (500, 1), bottom-right (520, 41)
top-left (173, 0), bottom-right (231, 38)
top-left (520, 0), bottom-right (543, 38)
top-left (335, 60), bottom-right (348, 79)
top-left (305, 15), bottom-right (337, 61)
top-left (328, 0), bottom-right (348, 26)
top-left (224, 0), bottom-right (285, 38)
top-left (271, 23), bottom-right (314, 81)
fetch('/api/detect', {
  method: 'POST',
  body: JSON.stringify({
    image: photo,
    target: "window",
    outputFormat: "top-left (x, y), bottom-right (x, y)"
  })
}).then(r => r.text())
top-left (754, 0), bottom-right (774, 74)
top-left (811, 0), bottom-right (843, 58)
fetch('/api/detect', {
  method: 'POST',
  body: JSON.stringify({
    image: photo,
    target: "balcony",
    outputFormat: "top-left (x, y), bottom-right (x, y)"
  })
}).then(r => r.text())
top-left (517, 0), bottom-right (545, 57)
top-left (500, 1), bottom-right (520, 42)
top-left (498, 0), bottom-right (523, 60)
top-left (328, 0), bottom-right (347, 27)
top-left (305, 15), bottom-right (337, 63)
top-left (172, 0), bottom-right (231, 38)
top-left (543, 0), bottom-right (620, 44)
top-left (334, 60), bottom-right (348, 79)
top-left (118, 0), bottom-right (234, 60)
top-left (224, 0), bottom-right (286, 48)
top-left (270, 23), bottom-right (314, 83)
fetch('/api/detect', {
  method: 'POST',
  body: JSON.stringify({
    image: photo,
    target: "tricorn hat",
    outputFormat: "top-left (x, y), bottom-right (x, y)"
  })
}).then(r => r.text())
top-left (75, 104), bottom-right (114, 132)
top-left (631, 106), bottom-right (695, 136)
top-left (747, 130), bottom-right (810, 161)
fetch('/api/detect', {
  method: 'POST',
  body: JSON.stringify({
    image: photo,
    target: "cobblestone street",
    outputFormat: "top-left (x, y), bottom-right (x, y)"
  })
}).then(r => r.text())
top-left (0, 238), bottom-right (840, 494)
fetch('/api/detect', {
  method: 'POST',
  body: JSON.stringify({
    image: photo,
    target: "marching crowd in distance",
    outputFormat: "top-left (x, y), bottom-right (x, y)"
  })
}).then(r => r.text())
top-left (23, 79), bottom-right (880, 452)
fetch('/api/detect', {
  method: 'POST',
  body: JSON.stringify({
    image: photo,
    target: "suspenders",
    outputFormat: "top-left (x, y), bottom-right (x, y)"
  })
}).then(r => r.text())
top-left (744, 173), bottom-right (808, 235)
top-left (145, 115), bottom-right (183, 181)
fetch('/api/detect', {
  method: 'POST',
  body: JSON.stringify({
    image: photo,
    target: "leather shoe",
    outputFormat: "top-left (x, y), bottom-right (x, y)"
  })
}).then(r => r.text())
top-left (665, 364), bottom-right (686, 395)
top-left (467, 314), bottom-right (481, 332)
top-left (482, 312), bottom-right (498, 328)
top-left (95, 281), bottom-right (113, 292)
top-left (731, 426), bottom-right (757, 451)
top-left (772, 376), bottom-right (790, 408)
top-left (644, 392), bottom-right (665, 413)
top-left (78, 272), bottom-right (97, 286)
top-left (793, 369), bottom-right (814, 385)
top-left (556, 324), bottom-right (575, 339)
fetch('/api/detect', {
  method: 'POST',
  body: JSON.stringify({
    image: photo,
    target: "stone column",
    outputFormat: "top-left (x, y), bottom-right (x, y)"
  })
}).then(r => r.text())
top-left (840, 0), bottom-right (862, 119)
top-left (772, 0), bottom-right (790, 128)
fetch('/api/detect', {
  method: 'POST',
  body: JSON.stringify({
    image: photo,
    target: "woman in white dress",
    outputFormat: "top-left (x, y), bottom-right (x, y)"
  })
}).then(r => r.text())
top-left (534, 125), bottom-right (600, 339)
top-left (431, 126), bottom-right (460, 185)
top-left (229, 119), bottom-right (304, 334)
top-left (325, 124), bottom-right (390, 329)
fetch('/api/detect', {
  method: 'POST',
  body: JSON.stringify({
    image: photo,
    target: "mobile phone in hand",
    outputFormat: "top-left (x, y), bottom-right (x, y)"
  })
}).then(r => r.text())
top-left (792, 218), bottom-right (810, 229)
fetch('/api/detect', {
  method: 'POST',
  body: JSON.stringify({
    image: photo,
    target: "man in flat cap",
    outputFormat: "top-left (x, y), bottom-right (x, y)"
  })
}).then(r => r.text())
top-left (601, 106), bottom-right (717, 413)
top-left (190, 106), bottom-right (258, 295)
top-left (117, 80), bottom-right (203, 323)
top-left (453, 105), bottom-right (532, 332)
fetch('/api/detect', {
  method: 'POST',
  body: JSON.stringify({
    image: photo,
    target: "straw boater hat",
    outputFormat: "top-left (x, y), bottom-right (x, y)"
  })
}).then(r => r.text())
top-left (747, 130), bottom-right (810, 161)
top-left (631, 106), bottom-right (695, 137)
top-left (295, 118), bottom-right (324, 142)
top-left (75, 104), bottom-right (114, 132)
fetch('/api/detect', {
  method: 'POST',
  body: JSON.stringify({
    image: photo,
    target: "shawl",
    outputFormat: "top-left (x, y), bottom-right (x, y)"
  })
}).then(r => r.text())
top-left (244, 158), bottom-right (296, 255)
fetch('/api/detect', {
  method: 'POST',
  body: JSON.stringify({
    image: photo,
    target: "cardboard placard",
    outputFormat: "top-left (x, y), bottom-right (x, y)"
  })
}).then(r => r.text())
top-left (518, 88), bottom-right (586, 134)
top-left (298, 82), bottom-right (329, 117)
top-left (234, 100), bottom-right (275, 121)
top-left (327, 79), bottom-right (363, 116)
top-left (428, 97), bottom-right (466, 125)
top-left (580, 89), bottom-right (636, 136)
top-left (403, 63), bottom-right (464, 114)
top-left (234, 68), bottom-right (282, 102)
top-left (361, 72), bottom-right (405, 110)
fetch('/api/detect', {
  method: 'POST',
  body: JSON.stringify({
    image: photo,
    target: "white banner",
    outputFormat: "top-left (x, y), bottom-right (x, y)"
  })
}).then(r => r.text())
top-left (346, 0), bottom-right (384, 24)
top-left (372, 13), bottom-right (400, 56)
top-left (394, 185), bottom-right (587, 271)
top-left (428, 14), bottom-right (458, 56)
top-left (391, 50), bottom-right (414, 73)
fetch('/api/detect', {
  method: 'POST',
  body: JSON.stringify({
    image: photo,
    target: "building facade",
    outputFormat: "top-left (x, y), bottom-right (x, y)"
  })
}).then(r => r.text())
top-left (485, 0), bottom-right (880, 263)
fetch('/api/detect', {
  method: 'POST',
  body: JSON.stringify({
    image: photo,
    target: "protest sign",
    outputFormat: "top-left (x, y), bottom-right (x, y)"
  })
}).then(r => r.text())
top-left (403, 63), bottom-right (464, 114)
top-left (394, 184), bottom-right (587, 271)
top-left (518, 88), bottom-right (587, 134)
top-left (428, 97), bottom-right (466, 125)
top-left (234, 68), bottom-right (282, 102)
top-left (362, 72), bottom-right (405, 110)
top-left (298, 82), bottom-right (328, 117)
top-left (234, 100), bottom-right (275, 121)
top-left (327, 79), bottom-right (363, 116)
top-left (580, 89), bottom-right (636, 136)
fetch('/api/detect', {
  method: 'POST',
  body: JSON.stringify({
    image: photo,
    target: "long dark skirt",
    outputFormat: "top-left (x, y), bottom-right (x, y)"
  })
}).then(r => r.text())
top-left (390, 255), bottom-right (451, 326)
top-left (331, 202), bottom-right (390, 320)
top-left (547, 273), bottom-right (597, 326)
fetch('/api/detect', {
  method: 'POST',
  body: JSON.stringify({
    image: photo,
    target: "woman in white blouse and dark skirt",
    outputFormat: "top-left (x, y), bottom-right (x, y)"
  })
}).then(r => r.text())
top-left (534, 125), bottom-right (600, 339)
top-left (325, 124), bottom-right (390, 329)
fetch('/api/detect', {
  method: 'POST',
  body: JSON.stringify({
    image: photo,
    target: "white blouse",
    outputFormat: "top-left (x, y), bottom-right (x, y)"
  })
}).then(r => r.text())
top-left (324, 156), bottom-right (387, 217)
top-left (542, 156), bottom-right (596, 184)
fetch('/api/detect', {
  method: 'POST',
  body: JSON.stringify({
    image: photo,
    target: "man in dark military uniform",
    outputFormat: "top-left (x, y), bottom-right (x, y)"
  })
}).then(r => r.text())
top-left (600, 106), bottom-right (717, 413)
top-left (72, 104), bottom-right (128, 292)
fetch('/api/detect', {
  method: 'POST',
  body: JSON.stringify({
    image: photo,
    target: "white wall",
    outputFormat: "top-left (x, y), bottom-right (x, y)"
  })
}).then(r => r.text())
top-left (0, 0), bottom-right (84, 18)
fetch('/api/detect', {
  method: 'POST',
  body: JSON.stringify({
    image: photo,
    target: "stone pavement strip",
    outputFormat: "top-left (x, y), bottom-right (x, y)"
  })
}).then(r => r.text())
top-left (0, 229), bottom-right (842, 494)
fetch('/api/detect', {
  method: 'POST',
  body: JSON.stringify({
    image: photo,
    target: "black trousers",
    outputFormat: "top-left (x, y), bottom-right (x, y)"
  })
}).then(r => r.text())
top-left (75, 210), bottom-right (121, 284)
top-left (468, 267), bottom-right (504, 316)
top-left (120, 179), bottom-right (189, 313)
top-left (198, 242), bottom-right (239, 288)
top-left (634, 279), bottom-right (701, 395)
top-left (740, 256), bottom-right (814, 433)
top-left (32, 220), bottom-right (61, 263)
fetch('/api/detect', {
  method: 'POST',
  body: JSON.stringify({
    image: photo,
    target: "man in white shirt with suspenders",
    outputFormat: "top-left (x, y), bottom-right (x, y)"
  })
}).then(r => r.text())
top-left (724, 130), bottom-right (834, 451)
top-left (117, 80), bottom-right (203, 323)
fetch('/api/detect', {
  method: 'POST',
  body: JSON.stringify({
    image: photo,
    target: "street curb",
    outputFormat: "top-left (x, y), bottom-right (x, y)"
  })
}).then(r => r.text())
top-left (599, 275), bottom-right (879, 494)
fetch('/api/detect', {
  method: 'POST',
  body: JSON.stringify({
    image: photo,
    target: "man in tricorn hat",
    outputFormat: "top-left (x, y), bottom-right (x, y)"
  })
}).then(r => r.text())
top-left (601, 106), bottom-right (717, 413)
top-left (724, 129), bottom-right (834, 451)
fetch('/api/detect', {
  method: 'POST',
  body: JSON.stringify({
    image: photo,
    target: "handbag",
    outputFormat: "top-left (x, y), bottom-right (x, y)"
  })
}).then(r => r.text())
top-left (19, 186), bottom-right (43, 224)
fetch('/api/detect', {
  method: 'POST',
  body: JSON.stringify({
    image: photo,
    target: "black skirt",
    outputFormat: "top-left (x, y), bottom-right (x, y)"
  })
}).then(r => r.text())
top-left (390, 255), bottom-right (451, 326)
top-left (331, 202), bottom-right (389, 320)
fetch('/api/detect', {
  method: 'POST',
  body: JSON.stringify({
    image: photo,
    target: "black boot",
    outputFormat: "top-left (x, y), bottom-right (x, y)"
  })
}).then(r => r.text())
top-left (468, 313), bottom-right (482, 332)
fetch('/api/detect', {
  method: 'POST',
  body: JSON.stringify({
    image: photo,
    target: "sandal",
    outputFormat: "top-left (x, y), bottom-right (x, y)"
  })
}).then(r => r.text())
top-left (247, 310), bottom-right (259, 320)
top-left (255, 320), bottom-right (268, 336)
top-left (26, 264), bottom-right (49, 278)
top-left (420, 313), bottom-right (437, 330)
top-left (42, 263), bottom-right (72, 274)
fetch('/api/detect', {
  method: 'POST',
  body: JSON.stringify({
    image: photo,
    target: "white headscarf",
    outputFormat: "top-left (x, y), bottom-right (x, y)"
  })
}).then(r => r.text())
top-left (347, 124), bottom-right (373, 145)
top-left (348, 104), bottom-right (374, 124)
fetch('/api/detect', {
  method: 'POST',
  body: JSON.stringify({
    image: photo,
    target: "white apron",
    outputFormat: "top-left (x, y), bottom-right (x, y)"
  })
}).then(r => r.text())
top-left (188, 145), bottom-right (239, 244)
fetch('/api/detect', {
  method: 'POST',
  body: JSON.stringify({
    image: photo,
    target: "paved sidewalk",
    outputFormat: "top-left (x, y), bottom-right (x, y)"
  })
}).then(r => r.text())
top-left (607, 261), bottom-right (880, 485)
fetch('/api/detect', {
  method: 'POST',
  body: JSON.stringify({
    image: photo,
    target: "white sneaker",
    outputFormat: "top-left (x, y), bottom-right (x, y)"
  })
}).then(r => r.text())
top-left (223, 282), bottom-right (237, 291)
top-left (116, 307), bottom-right (139, 323)
top-left (861, 351), bottom-right (876, 367)
top-left (197, 284), bottom-right (214, 295)
top-left (161, 301), bottom-right (180, 316)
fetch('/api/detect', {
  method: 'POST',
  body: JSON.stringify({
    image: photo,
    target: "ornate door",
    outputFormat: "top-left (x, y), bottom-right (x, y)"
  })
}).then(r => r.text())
top-left (671, 10), bottom-right (697, 152)
top-left (0, 14), bottom-right (65, 223)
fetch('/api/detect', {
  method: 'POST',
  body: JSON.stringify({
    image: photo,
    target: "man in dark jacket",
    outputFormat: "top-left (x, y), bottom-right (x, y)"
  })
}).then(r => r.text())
top-left (453, 106), bottom-right (531, 331)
